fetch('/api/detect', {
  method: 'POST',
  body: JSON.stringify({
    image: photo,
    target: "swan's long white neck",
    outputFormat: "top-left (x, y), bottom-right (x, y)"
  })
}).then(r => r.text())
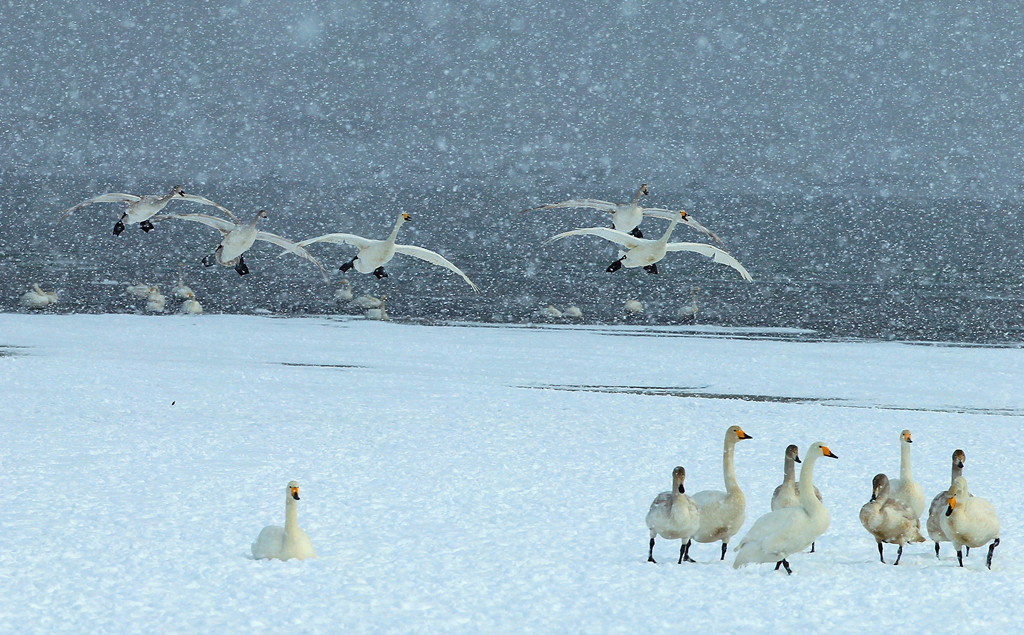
top-left (723, 437), bottom-right (740, 493)
top-left (284, 494), bottom-right (298, 535)
top-left (387, 216), bottom-right (407, 244)
top-left (899, 440), bottom-right (912, 481)
top-left (798, 451), bottom-right (822, 509)
top-left (656, 217), bottom-right (680, 244)
top-left (247, 213), bottom-right (264, 229)
top-left (631, 185), bottom-right (646, 206)
top-left (32, 283), bottom-right (44, 294)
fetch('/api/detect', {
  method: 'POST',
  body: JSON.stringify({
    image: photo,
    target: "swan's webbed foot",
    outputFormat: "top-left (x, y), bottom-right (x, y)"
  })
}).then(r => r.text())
top-left (339, 257), bottom-right (356, 272)
top-left (877, 542), bottom-right (886, 563)
top-left (139, 220), bottom-right (155, 232)
top-left (957, 549), bottom-right (964, 567)
top-left (113, 220), bottom-right (126, 236)
top-left (373, 266), bottom-right (389, 279)
top-left (720, 542), bottom-right (728, 561)
top-left (934, 542), bottom-right (940, 559)
top-left (606, 258), bottom-right (623, 273)
top-left (643, 263), bottom-right (659, 274)
top-left (810, 541), bottom-right (816, 553)
top-left (894, 544), bottom-right (903, 566)
top-left (235, 256), bottom-right (249, 276)
top-left (648, 537), bottom-right (656, 563)
top-left (630, 227), bottom-right (643, 238)
top-left (202, 254), bottom-right (216, 267)
top-left (780, 559), bottom-right (792, 575)
top-left (987, 538), bottom-right (1000, 569)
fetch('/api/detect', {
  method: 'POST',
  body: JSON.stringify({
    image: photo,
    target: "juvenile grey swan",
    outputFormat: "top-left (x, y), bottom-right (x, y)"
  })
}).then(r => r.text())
top-left (927, 449), bottom-right (966, 559)
top-left (645, 466), bottom-right (700, 564)
top-left (771, 444), bottom-right (823, 552)
top-left (859, 473), bottom-right (926, 565)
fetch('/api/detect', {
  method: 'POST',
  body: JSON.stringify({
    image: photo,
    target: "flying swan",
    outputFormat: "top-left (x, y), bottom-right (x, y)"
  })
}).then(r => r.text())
top-left (57, 186), bottom-right (236, 236)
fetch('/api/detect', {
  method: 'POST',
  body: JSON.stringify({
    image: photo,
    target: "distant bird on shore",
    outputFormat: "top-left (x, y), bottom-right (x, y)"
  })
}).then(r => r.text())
top-left (624, 299), bottom-right (644, 314)
top-left (57, 187), bottom-right (234, 236)
top-left (678, 286), bottom-right (700, 321)
top-left (20, 283), bottom-right (58, 309)
top-left (334, 279), bottom-right (354, 302)
top-left (173, 262), bottom-right (195, 300)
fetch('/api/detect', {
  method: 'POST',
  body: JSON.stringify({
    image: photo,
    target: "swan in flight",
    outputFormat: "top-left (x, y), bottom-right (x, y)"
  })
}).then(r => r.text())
top-left (155, 210), bottom-right (327, 279)
top-left (56, 186), bottom-right (236, 236)
top-left (292, 213), bottom-right (479, 291)
top-left (544, 211), bottom-right (753, 281)
top-left (522, 183), bottom-right (723, 243)
top-left (251, 481), bottom-right (317, 561)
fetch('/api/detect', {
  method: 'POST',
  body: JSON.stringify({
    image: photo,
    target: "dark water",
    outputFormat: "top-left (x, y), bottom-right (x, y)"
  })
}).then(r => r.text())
top-left (2, 173), bottom-right (1024, 345)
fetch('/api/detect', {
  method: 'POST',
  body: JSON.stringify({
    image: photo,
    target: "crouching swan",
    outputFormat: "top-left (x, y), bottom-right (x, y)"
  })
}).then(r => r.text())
top-left (252, 481), bottom-right (317, 561)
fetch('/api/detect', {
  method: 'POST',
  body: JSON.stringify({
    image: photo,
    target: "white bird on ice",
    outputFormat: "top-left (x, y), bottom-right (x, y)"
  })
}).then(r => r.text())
top-left (20, 283), bottom-right (58, 309)
top-left (251, 481), bottom-right (317, 561)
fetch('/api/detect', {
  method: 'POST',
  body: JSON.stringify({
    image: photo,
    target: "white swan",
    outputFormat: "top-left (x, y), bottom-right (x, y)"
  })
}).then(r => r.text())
top-left (771, 444), bottom-right (824, 553)
top-left (927, 449), bottom-right (966, 558)
top-left (334, 279), bottom-right (354, 302)
top-left (179, 291), bottom-right (203, 315)
top-left (251, 481), bottom-right (317, 561)
top-left (624, 299), bottom-right (644, 314)
top-left (293, 214), bottom-right (479, 291)
top-left (733, 442), bottom-right (838, 574)
top-left (692, 425), bottom-right (754, 560)
top-left (56, 187), bottom-right (235, 236)
top-left (646, 466), bottom-right (700, 564)
top-left (540, 304), bottom-right (563, 319)
top-left (544, 212), bottom-right (752, 281)
top-left (155, 210), bottom-right (327, 279)
top-left (522, 183), bottom-right (723, 243)
top-left (173, 262), bottom-right (195, 300)
top-left (126, 283), bottom-right (154, 299)
top-left (940, 476), bottom-right (1000, 569)
top-left (563, 305), bottom-right (583, 318)
top-left (352, 294), bottom-right (383, 309)
top-left (859, 473), bottom-right (926, 565)
top-left (678, 286), bottom-right (700, 321)
top-left (364, 295), bottom-right (388, 321)
top-left (20, 283), bottom-right (58, 309)
top-left (144, 286), bottom-right (166, 313)
top-left (889, 429), bottom-right (925, 518)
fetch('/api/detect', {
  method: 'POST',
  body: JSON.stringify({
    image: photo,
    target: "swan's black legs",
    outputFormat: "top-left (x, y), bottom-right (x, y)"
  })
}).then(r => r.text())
top-left (957, 548), bottom-right (964, 567)
top-left (780, 559), bottom-right (792, 575)
top-left (934, 542), bottom-right (940, 559)
top-left (373, 266), bottom-right (389, 279)
top-left (877, 542), bottom-right (886, 563)
top-left (339, 257), bottom-right (356, 272)
top-left (683, 540), bottom-right (695, 563)
top-left (606, 258), bottom-right (623, 273)
top-left (987, 538), bottom-right (1000, 569)
top-left (648, 537), bottom-right (656, 563)
top-left (630, 227), bottom-right (644, 238)
top-left (721, 542), bottom-right (728, 560)
top-left (235, 256), bottom-right (249, 276)
top-left (810, 542), bottom-right (816, 553)
top-left (139, 220), bottom-right (155, 232)
top-left (113, 220), bottom-right (126, 236)
top-left (966, 546), bottom-right (971, 557)
top-left (894, 544), bottom-right (904, 566)
top-left (643, 263), bottom-right (659, 274)
top-left (774, 561), bottom-right (782, 570)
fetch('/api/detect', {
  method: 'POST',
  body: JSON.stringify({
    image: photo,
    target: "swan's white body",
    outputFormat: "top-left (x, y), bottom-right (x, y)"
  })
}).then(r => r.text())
top-left (334, 280), bottom-right (354, 302)
top-left (733, 442), bottom-right (837, 572)
top-left (144, 287), bottom-right (166, 313)
top-left (57, 187), bottom-right (235, 229)
top-left (541, 305), bottom-right (563, 318)
top-left (940, 476), bottom-right (1000, 568)
top-left (646, 466), bottom-right (700, 563)
top-left (859, 473), bottom-right (926, 564)
top-left (364, 296), bottom-right (388, 321)
top-left (173, 262), bottom-right (195, 300)
top-left (352, 294), bottom-right (383, 309)
top-left (678, 287), bottom-right (700, 319)
top-left (927, 449), bottom-right (966, 554)
top-left (180, 292), bottom-right (203, 315)
top-left (692, 426), bottom-right (753, 558)
top-left (624, 300), bottom-right (644, 314)
top-left (252, 481), bottom-right (317, 561)
top-left (157, 210), bottom-right (327, 279)
top-left (126, 283), bottom-right (153, 299)
top-left (889, 429), bottom-right (925, 518)
top-left (523, 183), bottom-right (723, 244)
top-left (563, 305), bottom-right (583, 318)
top-left (771, 444), bottom-right (822, 512)
top-left (294, 214), bottom-right (478, 291)
top-left (545, 214), bottom-right (752, 281)
top-left (20, 284), bottom-right (58, 309)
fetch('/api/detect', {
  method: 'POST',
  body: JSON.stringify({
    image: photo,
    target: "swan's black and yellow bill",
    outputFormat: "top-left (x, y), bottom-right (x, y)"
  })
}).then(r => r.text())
top-left (946, 496), bottom-right (956, 516)
top-left (737, 429), bottom-right (753, 440)
top-left (821, 445), bottom-right (838, 459)
top-left (290, 486), bottom-right (300, 500)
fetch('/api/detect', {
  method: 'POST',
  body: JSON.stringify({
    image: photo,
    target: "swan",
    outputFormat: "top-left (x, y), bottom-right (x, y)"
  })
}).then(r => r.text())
top-left (678, 286), bottom-right (700, 321)
top-left (334, 279), bottom-right (354, 302)
top-left (646, 466), bottom-right (700, 564)
top-left (889, 429), bottom-right (925, 518)
top-left (692, 425), bottom-right (754, 560)
top-left (940, 476), bottom-right (1000, 569)
top-left (180, 291), bottom-right (203, 315)
top-left (927, 449), bottom-right (966, 558)
top-left (624, 299), bottom-right (644, 314)
top-left (144, 286), bottom-right (166, 313)
top-left (733, 442), bottom-right (838, 574)
top-left (522, 183), bottom-right (723, 243)
top-left (173, 262), bottom-right (194, 300)
top-left (251, 481), bottom-right (317, 561)
top-left (155, 210), bottom-right (327, 279)
top-left (56, 187), bottom-right (234, 236)
top-left (352, 294), bottom-right (383, 309)
top-left (563, 305), bottom-right (583, 318)
top-left (771, 444), bottom-right (823, 552)
top-left (544, 211), bottom-right (752, 281)
top-left (20, 283), bottom-right (58, 309)
top-left (292, 214), bottom-right (479, 291)
top-left (859, 473), bottom-right (926, 565)
top-left (364, 295), bottom-right (388, 321)
top-left (541, 304), bottom-right (563, 319)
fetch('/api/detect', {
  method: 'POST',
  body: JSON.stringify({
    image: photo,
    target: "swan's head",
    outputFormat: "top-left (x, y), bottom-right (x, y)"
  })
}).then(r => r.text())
top-left (672, 466), bottom-right (686, 493)
top-left (287, 481), bottom-right (300, 501)
top-left (810, 442), bottom-right (839, 460)
top-left (640, 183), bottom-right (649, 196)
top-left (257, 209), bottom-right (269, 219)
top-left (678, 209), bottom-right (689, 220)
top-left (870, 473), bottom-right (890, 502)
top-left (727, 425), bottom-right (753, 442)
top-left (900, 429), bottom-right (912, 444)
top-left (785, 444), bottom-right (801, 463)
top-left (398, 213), bottom-right (411, 224)
top-left (946, 476), bottom-right (968, 516)
top-left (953, 449), bottom-right (965, 469)
top-left (172, 185), bottom-right (186, 196)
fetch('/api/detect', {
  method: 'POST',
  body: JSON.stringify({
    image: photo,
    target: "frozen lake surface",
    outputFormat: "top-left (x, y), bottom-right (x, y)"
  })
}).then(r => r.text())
top-left (1, 314), bottom-right (1022, 632)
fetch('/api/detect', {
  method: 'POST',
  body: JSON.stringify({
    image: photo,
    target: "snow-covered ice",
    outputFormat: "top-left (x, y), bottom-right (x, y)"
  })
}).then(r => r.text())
top-left (1, 314), bottom-right (1022, 632)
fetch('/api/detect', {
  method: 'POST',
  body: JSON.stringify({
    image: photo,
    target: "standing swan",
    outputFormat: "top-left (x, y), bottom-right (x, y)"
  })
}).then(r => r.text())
top-left (771, 444), bottom-right (823, 552)
top-left (645, 466), bottom-right (700, 564)
top-left (927, 449), bottom-right (966, 558)
top-left (251, 481), bottom-right (317, 561)
top-left (692, 425), bottom-right (754, 560)
top-left (889, 429), bottom-right (925, 518)
top-left (940, 476), bottom-right (1000, 569)
top-left (292, 214), bottom-right (479, 291)
top-left (859, 474), bottom-right (926, 565)
top-left (544, 211), bottom-right (752, 281)
top-left (732, 442), bottom-right (838, 574)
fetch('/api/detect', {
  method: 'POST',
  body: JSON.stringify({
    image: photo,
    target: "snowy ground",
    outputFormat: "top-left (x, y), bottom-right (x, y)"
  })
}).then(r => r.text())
top-left (1, 314), bottom-right (1022, 633)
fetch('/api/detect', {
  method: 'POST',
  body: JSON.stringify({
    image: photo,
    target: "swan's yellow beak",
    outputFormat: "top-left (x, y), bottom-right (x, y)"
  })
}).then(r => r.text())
top-left (903, 432), bottom-right (912, 443)
top-left (679, 210), bottom-right (689, 219)
top-left (946, 496), bottom-right (956, 516)
top-left (290, 486), bottom-right (300, 500)
top-left (821, 445), bottom-right (838, 459)
top-left (402, 213), bottom-right (410, 221)
top-left (737, 429), bottom-right (752, 440)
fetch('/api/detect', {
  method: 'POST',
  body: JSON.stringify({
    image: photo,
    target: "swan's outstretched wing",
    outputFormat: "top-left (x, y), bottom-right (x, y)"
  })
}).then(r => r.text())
top-left (665, 242), bottom-right (753, 281)
top-left (152, 212), bottom-right (235, 235)
top-left (522, 199), bottom-right (618, 214)
top-left (177, 193), bottom-right (240, 223)
top-left (543, 226), bottom-right (644, 250)
top-left (56, 193), bottom-right (142, 224)
top-left (644, 208), bottom-right (725, 246)
top-left (393, 244), bottom-right (479, 292)
top-left (257, 232), bottom-right (329, 281)
top-left (294, 233), bottom-right (375, 251)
